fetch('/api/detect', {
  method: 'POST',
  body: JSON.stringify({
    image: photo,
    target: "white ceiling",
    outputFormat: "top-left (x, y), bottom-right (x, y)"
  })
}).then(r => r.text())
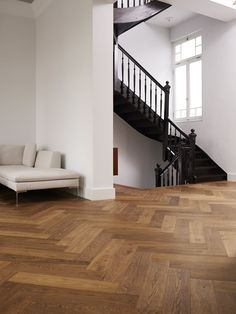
top-left (0, 0), bottom-right (52, 18)
top-left (164, 0), bottom-right (236, 22)
top-left (1, 0), bottom-right (236, 22)
top-left (147, 6), bottom-right (196, 28)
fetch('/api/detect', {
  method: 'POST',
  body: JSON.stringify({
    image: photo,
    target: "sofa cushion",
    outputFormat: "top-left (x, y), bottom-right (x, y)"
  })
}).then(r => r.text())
top-left (0, 145), bottom-right (24, 165)
top-left (0, 165), bottom-right (79, 182)
top-left (23, 144), bottom-right (37, 167)
top-left (35, 151), bottom-right (61, 169)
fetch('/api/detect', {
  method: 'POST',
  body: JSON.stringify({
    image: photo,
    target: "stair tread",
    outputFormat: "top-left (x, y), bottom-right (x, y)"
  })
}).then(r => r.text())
top-left (195, 165), bottom-right (219, 170)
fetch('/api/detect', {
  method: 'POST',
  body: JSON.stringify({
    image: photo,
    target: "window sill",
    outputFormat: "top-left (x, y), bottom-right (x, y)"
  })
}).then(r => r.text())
top-left (173, 117), bottom-right (203, 123)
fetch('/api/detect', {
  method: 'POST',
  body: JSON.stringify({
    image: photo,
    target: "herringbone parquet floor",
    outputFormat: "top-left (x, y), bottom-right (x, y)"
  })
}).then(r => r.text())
top-left (0, 182), bottom-right (236, 313)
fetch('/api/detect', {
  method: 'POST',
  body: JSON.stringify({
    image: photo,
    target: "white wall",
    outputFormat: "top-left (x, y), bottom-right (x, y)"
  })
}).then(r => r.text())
top-left (171, 15), bottom-right (236, 179)
top-left (119, 22), bottom-right (172, 86)
top-left (0, 13), bottom-right (35, 144)
top-left (114, 114), bottom-right (163, 188)
top-left (92, 0), bottom-right (114, 198)
top-left (36, 0), bottom-right (115, 199)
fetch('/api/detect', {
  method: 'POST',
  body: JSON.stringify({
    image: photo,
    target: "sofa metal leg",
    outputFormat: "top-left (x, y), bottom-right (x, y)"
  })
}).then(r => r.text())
top-left (16, 192), bottom-right (19, 207)
top-left (76, 185), bottom-right (79, 198)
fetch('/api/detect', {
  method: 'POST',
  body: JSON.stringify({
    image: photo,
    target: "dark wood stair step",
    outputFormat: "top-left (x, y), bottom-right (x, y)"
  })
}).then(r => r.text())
top-left (130, 119), bottom-right (158, 128)
top-left (195, 173), bottom-right (227, 183)
top-left (137, 126), bottom-right (161, 135)
top-left (195, 165), bottom-right (222, 176)
top-left (195, 158), bottom-right (215, 167)
top-left (195, 150), bottom-right (208, 159)
top-left (120, 111), bottom-right (148, 121)
top-left (114, 104), bottom-right (137, 115)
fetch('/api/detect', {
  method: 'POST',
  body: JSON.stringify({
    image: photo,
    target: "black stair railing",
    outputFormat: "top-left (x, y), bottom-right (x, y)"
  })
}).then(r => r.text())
top-left (156, 128), bottom-right (197, 187)
top-left (115, 0), bottom-right (152, 9)
top-left (115, 44), bottom-right (197, 187)
top-left (114, 3), bottom-right (198, 188)
top-left (117, 45), bottom-right (167, 121)
top-left (155, 155), bottom-right (179, 188)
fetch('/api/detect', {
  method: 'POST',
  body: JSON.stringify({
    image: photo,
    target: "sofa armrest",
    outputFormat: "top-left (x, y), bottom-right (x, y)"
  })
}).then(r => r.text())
top-left (35, 151), bottom-right (61, 169)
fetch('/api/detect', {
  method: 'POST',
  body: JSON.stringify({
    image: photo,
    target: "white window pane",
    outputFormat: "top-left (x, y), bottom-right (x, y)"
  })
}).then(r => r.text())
top-left (190, 108), bottom-right (202, 117)
top-left (180, 110), bottom-right (187, 118)
top-left (175, 53), bottom-right (181, 62)
top-left (175, 45), bottom-right (181, 53)
top-left (175, 111), bottom-right (181, 119)
top-left (181, 38), bottom-right (196, 60)
top-left (176, 110), bottom-right (187, 119)
top-left (189, 60), bottom-right (202, 115)
top-left (196, 36), bottom-right (202, 46)
top-left (196, 46), bottom-right (202, 55)
top-left (175, 65), bottom-right (187, 113)
top-left (190, 108), bottom-right (196, 117)
top-left (197, 107), bottom-right (202, 116)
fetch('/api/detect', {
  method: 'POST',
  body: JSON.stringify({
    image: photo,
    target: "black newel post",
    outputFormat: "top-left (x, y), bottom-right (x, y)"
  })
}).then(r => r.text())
top-left (155, 163), bottom-right (162, 187)
top-left (189, 129), bottom-right (197, 183)
top-left (178, 142), bottom-right (188, 185)
top-left (163, 81), bottom-right (171, 161)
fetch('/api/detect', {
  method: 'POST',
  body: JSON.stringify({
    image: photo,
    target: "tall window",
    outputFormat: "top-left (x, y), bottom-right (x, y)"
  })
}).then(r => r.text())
top-left (174, 34), bottom-right (202, 121)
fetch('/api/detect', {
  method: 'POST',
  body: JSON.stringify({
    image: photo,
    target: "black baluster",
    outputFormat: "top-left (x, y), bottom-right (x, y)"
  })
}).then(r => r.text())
top-left (144, 75), bottom-right (147, 113)
top-left (174, 128), bottom-right (177, 146)
top-left (133, 64), bottom-right (136, 104)
top-left (160, 91), bottom-right (163, 118)
top-left (121, 0), bottom-right (124, 8)
top-left (155, 163), bottom-right (162, 187)
top-left (127, 58), bottom-right (130, 98)
top-left (155, 85), bottom-right (157, 123)
top-left (138, 69), bottom-right (141, 109)
top-left (171, 164), bottom-right (174, 186)
top-left (170, 124), bottom-right (172, 148)
top-left (189, 129), bottom-right (197, 184)
top-left (167, 169), bottom-right (170, 186)
top-left (149, 80), bottom-right (152, 118)
top-left (163, 173), bottom-right (166, 187)
top-left (121, 52), bottom-right (124, 95)
top-left (128, 0), bottom-right (130, 7)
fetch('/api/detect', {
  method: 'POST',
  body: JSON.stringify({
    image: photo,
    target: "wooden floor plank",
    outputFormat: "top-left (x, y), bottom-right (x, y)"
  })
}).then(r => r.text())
top-left (0, 182), bottom-right (235, 313)
top-left (9, 272), bottom-right (118, 293)
top-left (191, 279), bottom-right (218, 314)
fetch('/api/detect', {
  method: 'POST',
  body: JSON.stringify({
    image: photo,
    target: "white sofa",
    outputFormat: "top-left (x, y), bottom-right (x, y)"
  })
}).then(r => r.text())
top-left (0, 144), bottom-right (79, 206)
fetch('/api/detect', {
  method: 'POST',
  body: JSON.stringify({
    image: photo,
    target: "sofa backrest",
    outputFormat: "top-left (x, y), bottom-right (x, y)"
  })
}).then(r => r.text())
top-left (35, 151), bottom-right (61, 169)
top-left (0, 145), bottom-right (61, 168)
top-left (23, 144), bottom-right (37, 167)
top-left (0, 145), bottom-right (25, 165)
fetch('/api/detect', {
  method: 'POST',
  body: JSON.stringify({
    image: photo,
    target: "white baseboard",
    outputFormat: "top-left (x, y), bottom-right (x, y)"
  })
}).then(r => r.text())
top-left (81, 187), bottom-right (116, 201)
top-left (227, 173), bottom-right (236, 181)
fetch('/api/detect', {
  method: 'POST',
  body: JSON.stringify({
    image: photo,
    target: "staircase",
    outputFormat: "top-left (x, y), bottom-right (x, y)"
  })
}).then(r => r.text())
top-left (114, 0), bottom-right (227, 187)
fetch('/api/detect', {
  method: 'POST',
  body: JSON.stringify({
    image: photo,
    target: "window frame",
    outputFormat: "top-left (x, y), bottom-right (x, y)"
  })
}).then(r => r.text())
top-left (173, 33), bottom-right (203, 123)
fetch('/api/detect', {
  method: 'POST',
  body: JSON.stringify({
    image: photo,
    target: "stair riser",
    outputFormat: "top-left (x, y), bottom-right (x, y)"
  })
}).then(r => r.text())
top-left (195, 168), bottom-right (223, 176)
top-left (195, 175), bottom-right (227, 183)
top-left (195, 159), bottom-right (214, 167)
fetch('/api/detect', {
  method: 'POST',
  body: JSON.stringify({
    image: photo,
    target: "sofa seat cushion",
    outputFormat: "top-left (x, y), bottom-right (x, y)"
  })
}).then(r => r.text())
top-left (0, 166), bottom-right (79, 183)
